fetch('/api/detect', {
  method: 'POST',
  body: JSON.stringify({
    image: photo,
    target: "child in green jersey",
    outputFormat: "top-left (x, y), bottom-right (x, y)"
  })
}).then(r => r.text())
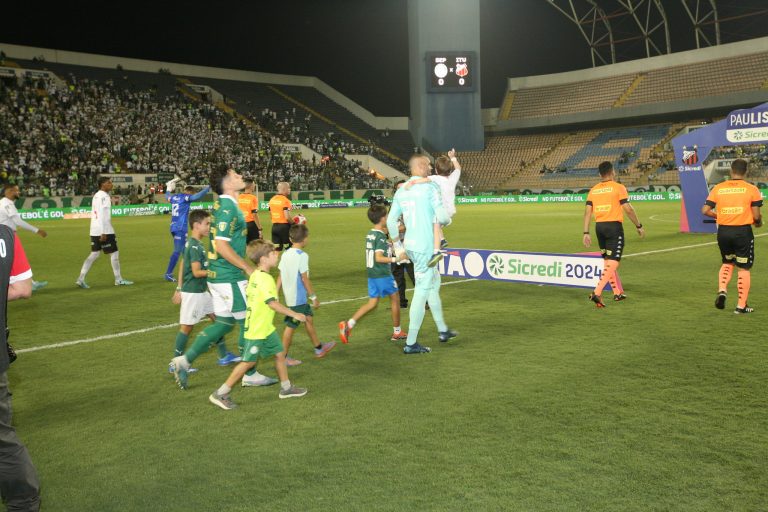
top-left (338, 204), bottom-right (407, 344)
top-left (169, 210), bottom-right (237, 374)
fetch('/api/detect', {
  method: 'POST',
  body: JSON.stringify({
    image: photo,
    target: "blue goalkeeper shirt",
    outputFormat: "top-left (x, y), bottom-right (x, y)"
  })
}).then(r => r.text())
top-left (386, 177), bottom-right (449, 254)
top-left (168, 186), bottom-right (210, 233)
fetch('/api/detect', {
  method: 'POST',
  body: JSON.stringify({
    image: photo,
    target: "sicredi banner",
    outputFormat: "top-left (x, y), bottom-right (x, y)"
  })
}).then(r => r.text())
top-left (438, 248), bottom-right (613, 289)
top-left (726, 108), bottom-right (768, 143)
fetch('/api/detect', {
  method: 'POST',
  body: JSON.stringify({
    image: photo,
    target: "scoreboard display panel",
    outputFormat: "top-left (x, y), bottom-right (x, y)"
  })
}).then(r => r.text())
top-left (426, 52), bottom-right (476, 93)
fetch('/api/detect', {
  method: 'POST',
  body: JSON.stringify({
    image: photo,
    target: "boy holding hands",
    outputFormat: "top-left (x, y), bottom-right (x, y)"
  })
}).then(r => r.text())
top-left (209, 240), bottom-right (308, 410)
top-left (277, 224), bottom-right (336, 366)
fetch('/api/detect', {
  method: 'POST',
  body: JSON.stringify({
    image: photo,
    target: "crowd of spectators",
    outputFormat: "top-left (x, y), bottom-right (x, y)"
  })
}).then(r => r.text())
top-left (249, 107), bottom-right (407, 171)
top-left (0, 74), bottom-right (388, 198)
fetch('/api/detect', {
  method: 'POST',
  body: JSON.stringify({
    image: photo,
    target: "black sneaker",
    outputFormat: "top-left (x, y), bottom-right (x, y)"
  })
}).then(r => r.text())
top-left (427, 252), bottom-right (443, 268)
top-left (734, 305), bottom-right (754, 314)
top-left (438, 329), bottom-right (458, 343)
top-left (714, 292), bottom-right (726, 310)
top-left (613, 294), bottom-right (627, 302)
top-left (440, 239), bottom-right (448, 249)
top-left (400, 301), bottom-right (409, 309)
top-left (589, 293), bottom-right (605, 308)
top-left (403, 342), bottom-right (431, 354)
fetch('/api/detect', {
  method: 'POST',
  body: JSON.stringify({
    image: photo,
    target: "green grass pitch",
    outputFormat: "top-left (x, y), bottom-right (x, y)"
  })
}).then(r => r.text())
top-left (7, 201), bottom-right (767, 511)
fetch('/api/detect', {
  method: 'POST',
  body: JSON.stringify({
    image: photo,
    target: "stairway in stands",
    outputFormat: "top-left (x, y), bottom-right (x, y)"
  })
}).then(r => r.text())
top-left (613, 74), bottom-right (645, 108)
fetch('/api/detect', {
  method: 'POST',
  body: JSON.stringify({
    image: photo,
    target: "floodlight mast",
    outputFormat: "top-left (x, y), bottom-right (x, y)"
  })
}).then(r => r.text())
top-left (680, 0), bottom-right (721, 49)
top-left (545, 0), bottom-right (616, 67)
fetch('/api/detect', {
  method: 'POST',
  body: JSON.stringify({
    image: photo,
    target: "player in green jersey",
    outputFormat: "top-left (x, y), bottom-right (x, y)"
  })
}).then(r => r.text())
top-left (338, 204), bottom-right (407, 344)
top-left (171, 166), bottom-right (276, 390)
top-left (168, 210), bottom-right (238, 375)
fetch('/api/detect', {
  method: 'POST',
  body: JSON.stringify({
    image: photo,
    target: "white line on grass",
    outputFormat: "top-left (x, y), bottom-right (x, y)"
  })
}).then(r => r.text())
top-left (16, 323), bottom-right (180, 354)
top-left (16, 278), bottom-right (477, 354)
top-left (18, 232), bottom-right (768, 354)
top-left (623, 232), bottom-right (768, 259)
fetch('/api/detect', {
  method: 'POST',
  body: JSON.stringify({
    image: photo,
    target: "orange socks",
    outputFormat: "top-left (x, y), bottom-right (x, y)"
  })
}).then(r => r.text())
top-left (608, 272), bottom-right (623, 295)
top-left (718, 264), bottom-right (734, 292)
top-left (595, 260), bottom-right (620, 296)
top-left (737, 269), bottom-right (751, 309)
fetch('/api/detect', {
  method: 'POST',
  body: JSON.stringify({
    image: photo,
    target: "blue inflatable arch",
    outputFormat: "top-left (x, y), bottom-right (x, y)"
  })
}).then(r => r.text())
top-left (671, 102), bottom-right (768, 233)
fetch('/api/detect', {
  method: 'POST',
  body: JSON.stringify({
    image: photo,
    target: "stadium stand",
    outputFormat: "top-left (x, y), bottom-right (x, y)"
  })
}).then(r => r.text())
top-left (622, 51), bottom-right (768, 107)
top-left (500, 51), bottom-right (768, 121)
top-left (462, 123), bottom-right (685, 191)
top-left (0, 72), bottom-right (387, 197)
top-left (505, 74), bottom-right (635, 120)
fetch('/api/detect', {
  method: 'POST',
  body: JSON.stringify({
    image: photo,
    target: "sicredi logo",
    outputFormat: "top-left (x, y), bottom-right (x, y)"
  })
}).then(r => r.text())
top-left (718, 187), bottom-right (747, 195)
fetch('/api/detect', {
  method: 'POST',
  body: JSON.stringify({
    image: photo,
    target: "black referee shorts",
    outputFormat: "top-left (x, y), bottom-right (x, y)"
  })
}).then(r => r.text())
top-left (595, 221), bottom-right (624, 261)
top-left (246, 221), bottom-right (261, 243)
top-left (717, 225), bottom-right (754, 269)
top-left (271, 223), bottom-right (291, 249)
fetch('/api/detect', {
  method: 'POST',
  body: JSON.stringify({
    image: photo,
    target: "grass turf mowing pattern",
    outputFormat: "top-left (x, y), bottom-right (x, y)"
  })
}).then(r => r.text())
top-left (7, 202), bottom-right (767, 511)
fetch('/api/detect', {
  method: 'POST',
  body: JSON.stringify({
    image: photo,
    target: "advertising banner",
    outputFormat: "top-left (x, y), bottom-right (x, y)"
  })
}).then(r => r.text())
top-left (438, 248), bottom-right (616, 289)
top-left (671, 101), bottom-right (768, 234)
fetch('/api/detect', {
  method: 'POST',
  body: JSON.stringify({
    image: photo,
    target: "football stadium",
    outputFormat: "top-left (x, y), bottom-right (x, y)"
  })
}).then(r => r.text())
top-left (2, 1), bottom-right (768, 510)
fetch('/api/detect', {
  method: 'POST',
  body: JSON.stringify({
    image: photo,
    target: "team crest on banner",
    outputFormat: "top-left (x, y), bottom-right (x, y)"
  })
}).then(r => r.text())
top-left (455, 63), bottom-right (469, 77)
top-left (682, 145), bottom-right (699, 165)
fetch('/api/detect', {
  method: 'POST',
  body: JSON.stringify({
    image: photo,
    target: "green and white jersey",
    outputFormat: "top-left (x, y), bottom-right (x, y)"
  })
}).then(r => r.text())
top-left (182, 237), bottom-right (208, 293)
top-left (208, 195), bottom-right (248, 284)
top-left (365, 229), bottom-right (393, 279)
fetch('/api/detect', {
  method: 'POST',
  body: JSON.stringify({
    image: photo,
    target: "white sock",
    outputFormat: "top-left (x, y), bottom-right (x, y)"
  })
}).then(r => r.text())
top-left (110, 251), bottom-right (122, 281)
top-left (393, 326), bottom-right (401, 334)
top-left (348, 318), bottom-right (356, 328)
top-left (174, 355), bottom-right (190, 370)
top-left (79, 252), bottom-right (100, 280)
top-left (281, 380), bottom-right (291, 391)
top-left (217, 384), bottom-right (231, 396)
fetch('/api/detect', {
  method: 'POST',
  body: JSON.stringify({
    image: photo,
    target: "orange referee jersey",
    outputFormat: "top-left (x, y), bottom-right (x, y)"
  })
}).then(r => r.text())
top-left (586, 180), bottom-right (629, 222)
top-left (705, 179), bottom-right (763, 226)
top-left (268, 194), bottom-right (292, 223)
top-left (237, 193), bottom-right (258, 223)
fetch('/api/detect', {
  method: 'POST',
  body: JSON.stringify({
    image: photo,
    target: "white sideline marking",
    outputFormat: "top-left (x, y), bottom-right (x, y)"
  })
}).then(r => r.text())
top-left (649, 214), bottom-right (676, 223)
top-left (16, 278), bottom-right (477, 354)
top-left (623, 232), bottom-right (768, 259)
top-left (16, 323), bottom-right (179, 354)
top-left (17, 232), bottom-right (768, 354)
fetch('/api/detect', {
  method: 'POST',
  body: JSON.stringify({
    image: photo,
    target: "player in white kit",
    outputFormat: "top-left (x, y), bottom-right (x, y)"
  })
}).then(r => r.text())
top-left (0, 184), bottom-right (49, 291)
top-left (76, 177), bottom-right (133, 288)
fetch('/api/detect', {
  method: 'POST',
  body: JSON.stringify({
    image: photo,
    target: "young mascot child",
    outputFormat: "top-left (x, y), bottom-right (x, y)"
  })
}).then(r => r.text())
top-left (170, 209), bottom-right (239, 374)
top-left (209, 240), bottom-right (308, 410)
top-left (339, 204), bottom-right (407, 344)
top-left (277, 224), bottom-right (336, 366)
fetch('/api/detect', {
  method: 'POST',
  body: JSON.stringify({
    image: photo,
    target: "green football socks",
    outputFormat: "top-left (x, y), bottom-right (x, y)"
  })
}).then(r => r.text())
top-left (185, 316), bottom-right (236, 364)
top-left (174, 332), bottom-right (189, 357)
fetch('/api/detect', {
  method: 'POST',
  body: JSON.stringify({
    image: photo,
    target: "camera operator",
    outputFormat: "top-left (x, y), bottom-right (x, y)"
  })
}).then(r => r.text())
top-left (0, 225), bottom-right (40, 511)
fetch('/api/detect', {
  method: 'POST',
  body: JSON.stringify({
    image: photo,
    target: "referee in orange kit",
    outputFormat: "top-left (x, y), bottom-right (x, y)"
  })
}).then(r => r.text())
top-left (237, 179), bottom-right (262, 242)
top-left (268, 181), bottom-right (293, 252)
top-left (582, 161), bottom-right (645, 307)
top-left (702, 158), bottom-right (763, 314)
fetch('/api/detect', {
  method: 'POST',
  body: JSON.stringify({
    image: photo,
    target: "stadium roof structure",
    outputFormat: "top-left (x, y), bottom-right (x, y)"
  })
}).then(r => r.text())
top-left (545, 0), bottom-right (768, 67)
